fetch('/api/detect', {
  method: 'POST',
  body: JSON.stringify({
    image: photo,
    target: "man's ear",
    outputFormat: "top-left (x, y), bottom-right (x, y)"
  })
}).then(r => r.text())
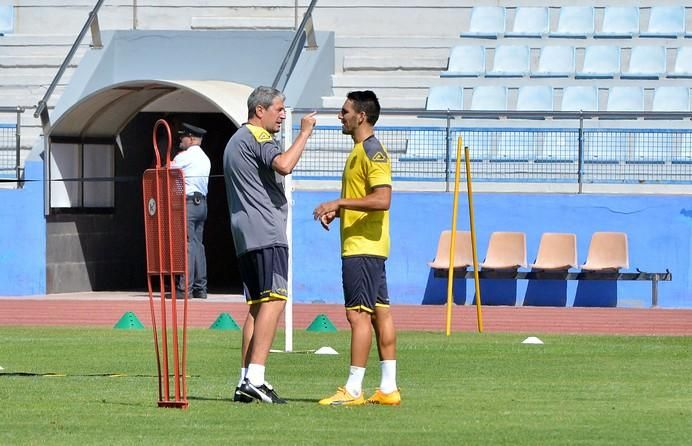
top-left (255, 105), bottom-right (265, 119)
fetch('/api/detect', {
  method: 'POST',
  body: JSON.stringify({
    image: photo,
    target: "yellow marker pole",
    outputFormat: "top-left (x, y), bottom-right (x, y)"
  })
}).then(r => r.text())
top-left (464, 146), bottom-right (483, 333)
top-left (445, 136), bottom-right (464, 336)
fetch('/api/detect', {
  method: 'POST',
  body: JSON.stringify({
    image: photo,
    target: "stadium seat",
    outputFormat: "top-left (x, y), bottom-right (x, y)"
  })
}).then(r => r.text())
top-left (455, 130), bottom-right (494, 161)
top-left (627, 132), bottom-right (669, 164)
top-left (506, 7), bottom-right (549, 38)
top-left (606, 86), bottom-right (644, 112)
top-left (516, 86), bottom-right (553, 111)
top-left (401, 129), bottom-right (448, 161)
top-left (471, 86), bottom-right (507, 111)
top-left (536, 131), bottom-right (578, 163)
top-left (561, 86), bottom-right (598, 111)
top-left (440, 46), bottom-right (485, 77)
top-left (481, 232), bottom-right (527, 270)
top-left (641, 6), bottom-right (685, 38)
top-left (428, 230), bottom-right (474, 270)
top-left (460, 6), bottom-right (505, 38)
top-left (652, 86), bottom-right (690, 112)
top-left (576, 46), bottom-right (620, 78)
top-left (426, 86), bottom-right (464, 111)
top-left (669, 47), bottom-right (692, 78)
top-left (532, 46), bottom-right (575, 77)
top-left (595, 6), bottom-right (639, 38)
top-left (583, 131), bottom-right (627, 163)
top-left (621, 46), bottom-right (666, 79)
top-left (581, 232), bottom-right (629, 272)
top-left (672, 133), bottom-right (692, 164)
top-left (0, 4), bottom-right (13, 35)
top-left (551, 6), bottom-right (594, 38)
top-left (531, 233), bottom-right (578, 271)
top-left (487, 45), bottom-right (529, 77)
top-left (493, 132), bottom-right (537, 161)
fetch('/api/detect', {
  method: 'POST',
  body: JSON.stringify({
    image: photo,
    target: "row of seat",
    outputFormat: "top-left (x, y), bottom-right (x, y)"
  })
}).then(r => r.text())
top-left (400, 128), bottom-right (692, 164)
top-left (429, 231), bottom-right (628, 273)
top-left (426, 85), bottom-right (691, 112)
top-left (442, 45), bottom-right (692, 79)
top-left (461, 6), bottom-right (688, 39)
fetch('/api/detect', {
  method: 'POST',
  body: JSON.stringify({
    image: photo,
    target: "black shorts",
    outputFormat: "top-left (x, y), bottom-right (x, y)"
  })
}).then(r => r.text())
top-left (342, 255), bottom-right (390, 313)
top-left (238, 246), bottom-right (289, 304)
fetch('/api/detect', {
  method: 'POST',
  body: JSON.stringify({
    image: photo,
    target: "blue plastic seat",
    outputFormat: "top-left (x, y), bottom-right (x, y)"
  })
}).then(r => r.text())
top-left (606, 87), bottom-right (644, 112)
top-left (672, 133), bottom-right (692, 164)
top-left (551, 7), bottom-right (594, 38)
top-left (471, 86), bottom-right (507, 111)
top-left (460, 6), bottom-right (505, 38)
top-left (642, 6), bottom-right (685, 38)
top-left (426, 86), bottom-right (464, 111)
top-left (669, 47), bottom-right (692, 78)
top-left (493, 132), bottom-right (537, 161)
top-left (595, 6), bottom-right (639, 38)
top-left (487, 45), bottom-right (529, 77)
top-left (561, 86), bottom-right (598, 111)
top-left (400, 129), bottom-right (448, 161)
top-left (622, 46), bottom-right (666, 79)
top-left (0, 4), bottom-right (13, 35)
top-left (516, 86), bottom-right (553, 111)
top-left (583, 131), bottom-right (627, 163)
top-left (440, 46), bottom-right (485, 78)
top-left (652, 87), bottom-right (690, 112)
top-left (627, 132), bottom-right (669, 164)
top-left (537, 131), bottom-right (578, 162)
top-left (576, 46), bottom-right (620, 79)
top-left (506, 7), bottom-right (549, 38)
top-left (532, 46), bottom-right (575, 77)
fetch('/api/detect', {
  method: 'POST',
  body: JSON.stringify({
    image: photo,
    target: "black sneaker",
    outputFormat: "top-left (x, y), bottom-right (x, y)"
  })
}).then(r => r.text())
top-left (237, 379), bottom-right (286, 404)
top-left (192, 291), bottom-right (207, 299)
top-left (233, 386), bottom-right (254, 403)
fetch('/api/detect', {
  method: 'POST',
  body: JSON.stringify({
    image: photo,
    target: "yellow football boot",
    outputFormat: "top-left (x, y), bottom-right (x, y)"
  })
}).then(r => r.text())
top-left (318, 387), bottom-right (365, 406)
top-left (366, 388), bottom-right (401, 406)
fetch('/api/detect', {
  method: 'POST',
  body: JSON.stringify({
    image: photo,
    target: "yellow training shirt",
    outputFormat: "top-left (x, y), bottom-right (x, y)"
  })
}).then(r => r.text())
top-left (340, 135), bottom-right (392, 258)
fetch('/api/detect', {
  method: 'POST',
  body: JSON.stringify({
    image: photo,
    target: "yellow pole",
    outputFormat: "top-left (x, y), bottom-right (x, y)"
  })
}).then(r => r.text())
top-left (464, 146), bottom-right (483, 333)
top-left (445, 136), bottom-right (464, 336)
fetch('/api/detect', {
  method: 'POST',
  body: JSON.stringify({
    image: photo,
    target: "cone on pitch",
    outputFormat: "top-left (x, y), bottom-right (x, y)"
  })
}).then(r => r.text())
top-left (209, 312), bottom-right (240, 331)
top-left (114, 311), bottom-right (145, 330)
top-left (522, 336), bottom-right (544, 345)
top-left (306, 314), bottom-right (337, 332)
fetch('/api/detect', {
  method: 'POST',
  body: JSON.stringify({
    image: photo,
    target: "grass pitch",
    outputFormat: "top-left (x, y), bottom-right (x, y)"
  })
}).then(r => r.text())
top-left (1, 327), bottom-right (691, 445)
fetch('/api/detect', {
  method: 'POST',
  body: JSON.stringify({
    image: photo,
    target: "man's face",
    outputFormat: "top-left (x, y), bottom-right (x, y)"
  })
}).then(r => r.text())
top-left (258, 96), bottom-right (287, 134)
top-left (338, 99), bottom-right (362, 135)
top-left (179, 134), bottom-right (193, 150)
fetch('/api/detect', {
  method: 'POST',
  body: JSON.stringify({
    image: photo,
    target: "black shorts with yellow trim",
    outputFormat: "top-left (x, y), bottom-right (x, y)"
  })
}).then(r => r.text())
top-left (342, 255), bottom-right (390, 313)
top-left (238, 246), bottom-right (289, 305)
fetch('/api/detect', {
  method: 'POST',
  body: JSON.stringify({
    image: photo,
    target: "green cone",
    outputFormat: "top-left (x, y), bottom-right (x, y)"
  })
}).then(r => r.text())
top-left (306, 314), bottom-right (337, 332)
top-left (209, 312), bottom-right (240, 331)
top-left (114, 311), bottom-right (145, 330)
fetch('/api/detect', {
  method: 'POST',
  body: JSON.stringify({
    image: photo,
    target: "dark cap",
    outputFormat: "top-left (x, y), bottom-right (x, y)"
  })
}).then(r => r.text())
top-left (178, 123), bottom-right (207, 138)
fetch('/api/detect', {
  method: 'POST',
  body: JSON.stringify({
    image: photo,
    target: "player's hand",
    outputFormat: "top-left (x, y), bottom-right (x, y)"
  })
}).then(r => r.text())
top-left (300, 112), bottom-right (317, 135)
top-left (313, 200), bottom-right (339, 221)
top-left (319, 211), bottom-right (337, 231)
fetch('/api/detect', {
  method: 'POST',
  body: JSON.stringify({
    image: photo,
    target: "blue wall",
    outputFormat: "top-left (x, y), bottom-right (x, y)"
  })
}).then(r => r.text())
top-left (0, 160), bottom-right (46, 295)
top-left (293, 190), bottom-right (692, 308)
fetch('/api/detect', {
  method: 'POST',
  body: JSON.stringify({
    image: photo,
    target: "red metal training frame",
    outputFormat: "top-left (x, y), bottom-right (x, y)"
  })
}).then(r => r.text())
top-left (142, 119), bottom-right (189, 409)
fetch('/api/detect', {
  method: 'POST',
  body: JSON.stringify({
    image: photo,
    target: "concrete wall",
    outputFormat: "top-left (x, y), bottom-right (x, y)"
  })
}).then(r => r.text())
top-left (0, 160), bottom-right (45, 295)
top-left (292, 190), bottom-right (692, 308)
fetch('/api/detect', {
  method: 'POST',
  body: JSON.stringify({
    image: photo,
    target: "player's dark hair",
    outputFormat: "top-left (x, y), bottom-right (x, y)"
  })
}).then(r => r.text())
top-left (347, 90), bottom-right (380, 125)
top-left (248, 86), bottom-right (285, 119)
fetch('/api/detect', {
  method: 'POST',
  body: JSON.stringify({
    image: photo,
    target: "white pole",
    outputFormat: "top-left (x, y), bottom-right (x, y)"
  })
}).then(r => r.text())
top-left (283, 107), bottom-right (294, 352)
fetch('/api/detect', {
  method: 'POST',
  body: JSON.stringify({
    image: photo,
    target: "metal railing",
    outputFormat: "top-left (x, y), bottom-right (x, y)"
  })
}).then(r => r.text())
top-left (0, 106), bottom-right (23, 182)
top-left (272, 0), bottom-right (319, 91)
top-left (288, 109), bottom-right (692, 189)
top-left (33, 0), bottom-right (105, 134)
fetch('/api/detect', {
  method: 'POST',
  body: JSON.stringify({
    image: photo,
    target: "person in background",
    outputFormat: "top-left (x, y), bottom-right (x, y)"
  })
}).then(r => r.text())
top-left (172, 122), bottom-right (211, 299)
